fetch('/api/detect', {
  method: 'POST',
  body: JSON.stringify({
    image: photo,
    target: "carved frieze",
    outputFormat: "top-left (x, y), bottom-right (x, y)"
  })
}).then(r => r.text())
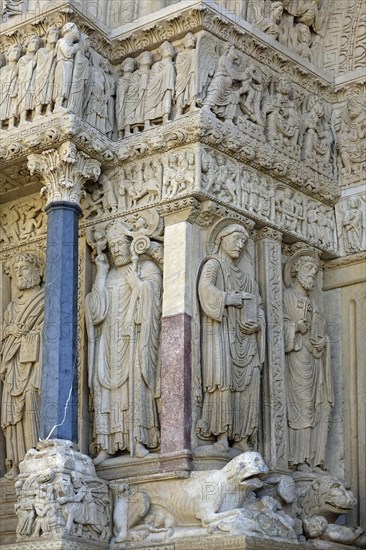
top-left (0, 194), bottom-right (46, 246)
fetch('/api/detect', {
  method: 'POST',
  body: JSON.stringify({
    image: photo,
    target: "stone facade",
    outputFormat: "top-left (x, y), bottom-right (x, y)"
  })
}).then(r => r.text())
top-left (0, 1), bottom-right (365, 549)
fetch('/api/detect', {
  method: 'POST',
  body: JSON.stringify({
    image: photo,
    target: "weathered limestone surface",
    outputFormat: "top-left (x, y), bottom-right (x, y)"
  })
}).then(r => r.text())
top-left (0, 0), bottom-right (365, 549)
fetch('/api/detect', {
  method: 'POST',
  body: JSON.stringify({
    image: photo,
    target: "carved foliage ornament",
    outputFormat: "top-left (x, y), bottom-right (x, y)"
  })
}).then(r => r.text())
top-left (27, 142), bottom-right (101, 206)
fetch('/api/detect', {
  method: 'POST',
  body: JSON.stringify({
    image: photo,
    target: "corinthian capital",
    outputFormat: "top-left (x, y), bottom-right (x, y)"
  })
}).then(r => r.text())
top-left (27, 141), bottom-right (101, 207)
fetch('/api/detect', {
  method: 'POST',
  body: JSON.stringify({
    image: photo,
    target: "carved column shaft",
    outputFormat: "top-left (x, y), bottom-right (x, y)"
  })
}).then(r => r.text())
top-left (256, 227), bottom-right (288, 471)
top-left (159, 204), bottom-right (199, 471)
top-left (27, 142), bottom-right (101, 442)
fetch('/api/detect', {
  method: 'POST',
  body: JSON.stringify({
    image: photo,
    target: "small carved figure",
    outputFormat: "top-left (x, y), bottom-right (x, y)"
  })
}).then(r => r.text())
top-left (0, 252), bottom-right (45, 478)
top-left (116, 57), bottom-right (135, 138)
top-left (60, 472), bottom-right (100, 537)
top-left (238, 63), bottom-right (267, 126)
top-left (341, 197), bottom-right (364, 253)
top-left (202, 43), bottom-right (246, 124)
top-left (175, 32), bottom-right (197, 116)
top-left (53, 22), bottom-right (80, 111)
top-left (100, 172), bottom-right (118, 214)
top-left (144, 41), bottom-right (175, 127)
top-left (124, 51), bottom-right (153, 135)
top-left (0, 43), bottom-right (22, 129)
top-left (67, 33), bottom-right (91, 117)
top-left (302, 96), bottom-right (333, 164)
top-left (283, 249), bottom-right (333, 471)
top-left (265, 76), bottom-right (300, 148)
top-left (33, 26), bottom-right (60, 117)
top-left (254, 1), bottom-right (284, 39)
top-left (17, 35), bottom-right (41, 124)
top-left (295, 23), bottom-right (312, 60)
top-left (101, 58), bottom-right (116, 137)
top-left (83, 52), bottom-right (108, 133)
top-left (86, 221), bottom-right (162, 462)
top-left (337, 97), bottom-right (366, 178)
top-left (197, 224), bottom-right (265, 452)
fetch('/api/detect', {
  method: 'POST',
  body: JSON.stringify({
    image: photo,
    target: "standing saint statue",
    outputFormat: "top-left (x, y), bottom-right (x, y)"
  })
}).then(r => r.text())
top-left (196, 224), bottom-right (265, 452)
top-left (283, 249), bottom-right (333, 472)
top-left (33, 26), bottom-right (60, 117)
top-left (86, 222), bottom-right (162, 462)
top-left (144, 41), bottom-right (175, 127)
top-left (53, 22), bottom-right (80, 111)
top-left (0, 252), bottom-right (45, 478)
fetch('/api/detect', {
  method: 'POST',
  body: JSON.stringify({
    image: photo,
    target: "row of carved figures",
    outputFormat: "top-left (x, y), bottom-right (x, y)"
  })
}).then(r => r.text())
top-left (0, 223), bottom-right (332, 477)
top-left (0, 24), bottom-right (333, 167)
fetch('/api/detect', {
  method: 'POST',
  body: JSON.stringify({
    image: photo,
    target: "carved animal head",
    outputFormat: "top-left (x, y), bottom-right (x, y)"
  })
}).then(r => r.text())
top-left (300, 477), bottom-right (357, 522)
top-left (222, 452), bottom-right (269, 491)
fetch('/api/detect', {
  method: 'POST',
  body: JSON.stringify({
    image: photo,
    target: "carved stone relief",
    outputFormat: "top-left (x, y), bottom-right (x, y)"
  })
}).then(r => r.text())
top-left (335, 96), bottom-right (366, 187)
top-left (111, 452), bottom-right (299, 543)
top-left (198, 146), bottom-right (337, 251)
top-left (336, 194), bottom-right (366, 255)
top-left (0, 195), bottom-right (46, 245)
top-left (14, 440), bottom-right (111, 543)
top-left (0, 251), bottom-right (45, 479)
top-left (195, 223), bottom-right (266, 454)
top-left (250, 0), bottom-right (327, 64)
top-left (85, 214), bottom-right (163, 463)
top-left (283, 248), bottom-right (333, 472)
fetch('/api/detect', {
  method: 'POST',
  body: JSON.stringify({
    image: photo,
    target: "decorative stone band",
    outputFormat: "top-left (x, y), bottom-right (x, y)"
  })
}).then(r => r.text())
top-left (27, 142), bottom-right (101, 207)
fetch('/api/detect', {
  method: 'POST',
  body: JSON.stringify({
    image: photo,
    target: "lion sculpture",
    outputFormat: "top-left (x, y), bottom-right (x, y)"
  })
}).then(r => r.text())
top-left (299, 476), bottom-right (366, 548)
top-left (113, 452), bottom-right (297, 543)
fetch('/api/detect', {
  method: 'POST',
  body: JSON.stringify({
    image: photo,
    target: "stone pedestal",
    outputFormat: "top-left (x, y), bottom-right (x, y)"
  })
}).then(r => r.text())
top-left (8, 440), bottom-right (110, 549)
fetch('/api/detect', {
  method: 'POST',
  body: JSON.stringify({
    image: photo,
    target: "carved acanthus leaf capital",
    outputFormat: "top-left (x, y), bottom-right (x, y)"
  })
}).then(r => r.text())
top-left (256, 227), bottom-right (283, 242)
top-left (27, 142), bottom-right (101, 207)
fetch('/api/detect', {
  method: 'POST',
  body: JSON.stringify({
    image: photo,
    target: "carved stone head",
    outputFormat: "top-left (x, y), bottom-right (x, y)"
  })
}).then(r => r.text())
top-left (61, 22), bottom-right (80, 43)
top-left (12, 252), bottom-right (44, 290)
top-left (214, 223), bottom-right (249, 260)
top-left (284, 249), bottom-right (320, 291)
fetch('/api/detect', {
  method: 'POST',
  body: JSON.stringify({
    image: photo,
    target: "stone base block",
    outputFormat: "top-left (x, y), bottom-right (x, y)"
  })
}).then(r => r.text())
top-left (0, 478), bottom-right (17, 545)
top-left (1, 537), bottom-right (108, 550)
top-left (110, 534), bottom-right (358, 550)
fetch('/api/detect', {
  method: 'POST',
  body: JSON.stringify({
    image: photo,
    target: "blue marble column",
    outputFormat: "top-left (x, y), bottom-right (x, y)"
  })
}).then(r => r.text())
top-left (28, 142), bottom-right (101, 444)
top-left (40, 201), bottom-right (82, 442)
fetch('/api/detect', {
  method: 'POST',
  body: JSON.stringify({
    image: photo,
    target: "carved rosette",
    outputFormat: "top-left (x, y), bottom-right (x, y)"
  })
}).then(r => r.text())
top-left (27, 142), bottom-right (101, 207)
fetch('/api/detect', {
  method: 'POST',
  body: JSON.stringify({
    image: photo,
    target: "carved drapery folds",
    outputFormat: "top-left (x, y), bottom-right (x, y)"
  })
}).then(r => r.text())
top-left (196, 223), bottom-right (266, 454)
top-left (335, 96), bottom-right (366, 187)
top-left (0, 251), bottom-right (45, 479)
top-left (283, 248), bottom-right (333, 472)
top-left (85, 214), bottom-right (163, 462)
top-left (27, 141), bottom-right (101, 206)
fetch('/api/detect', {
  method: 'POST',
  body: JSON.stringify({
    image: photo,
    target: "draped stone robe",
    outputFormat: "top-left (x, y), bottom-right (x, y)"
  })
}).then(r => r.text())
top-left (86, 259), bottom-right (162, 455)
top-left (197, 257), bottom-right (265, 444)
top-left (0, 289), bottom-right (44, 468)
top-left (283, 286), bottom-right (333, 467)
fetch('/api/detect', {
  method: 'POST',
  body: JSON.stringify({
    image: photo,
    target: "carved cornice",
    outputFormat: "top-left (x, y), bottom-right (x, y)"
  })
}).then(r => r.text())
top-left (324, 252), bottom-right (366, 270)
top-left (27, 141), bottom-right (101, 207)
top-left (256, 227), bottom-right (283, 242)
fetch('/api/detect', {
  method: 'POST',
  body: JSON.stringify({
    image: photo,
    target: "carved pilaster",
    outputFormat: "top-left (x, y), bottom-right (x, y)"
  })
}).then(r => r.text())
top-left (27, 142), bottom-right (101, 207)
top-left (256, 227), bottom-right (288, 471)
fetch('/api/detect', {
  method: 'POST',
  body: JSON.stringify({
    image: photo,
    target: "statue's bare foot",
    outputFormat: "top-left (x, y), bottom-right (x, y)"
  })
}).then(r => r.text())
top-left (232, 438), bottom-right (250, 452)
top-left (5, 465), bottom-right (19, 479)
top-left (214, 434), bottom-right (229, 452)
top-left (296, 462), bottom-right (312, 473)
top-left (134, 442), bottom-right (149, 458)
top-left (93, 449), bottom-right (110, 466)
